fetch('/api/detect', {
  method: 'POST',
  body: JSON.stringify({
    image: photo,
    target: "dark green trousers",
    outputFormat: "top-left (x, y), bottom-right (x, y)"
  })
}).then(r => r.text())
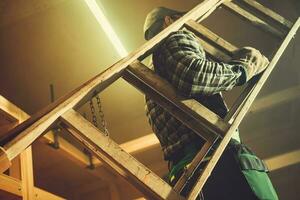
top-left (170, 142), bottom-right (277, 200)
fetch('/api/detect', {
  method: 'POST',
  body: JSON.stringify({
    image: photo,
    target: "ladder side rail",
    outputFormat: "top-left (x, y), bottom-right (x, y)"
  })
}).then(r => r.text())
top-left (225, 16), bottom-right (299, 122)
top-left (223, 1), bottom-right (285, 38)
top-left (242, 0), bottom-right (293, 29)
top-left (0, 0), bottom-right (227, 172)
top-left (187, 17), bottom-right (300, 200)
top-left (173, 140), bottom-right (216, 193)
top-left (60, 109), bottom-right (184, 200)
top-left (0, 68), bottom-right (123, 172)
top-left (224, 77), bottom-right (256, 122)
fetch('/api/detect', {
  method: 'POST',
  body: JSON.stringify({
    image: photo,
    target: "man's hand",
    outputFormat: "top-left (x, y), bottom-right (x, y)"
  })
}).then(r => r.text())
top-left (231, 47), bottom-right (269, 82)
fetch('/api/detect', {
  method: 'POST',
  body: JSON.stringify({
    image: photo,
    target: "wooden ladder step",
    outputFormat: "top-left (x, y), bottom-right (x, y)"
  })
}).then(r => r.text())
top-left (184, 19), bottom-right (238, 54)
top-left (122, 61), bottom-right (229, 141)
top-left (60, 109), bottom-right (184, 200)
top-left (223, 1), bottom-right (286, 38)
top-left (242, 0), bottom-right (293, 29)
top-left (195, 36), bottom-right (232, 62)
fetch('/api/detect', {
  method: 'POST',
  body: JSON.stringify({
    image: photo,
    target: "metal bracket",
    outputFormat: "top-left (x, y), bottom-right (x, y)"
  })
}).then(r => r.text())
top-left (48, 128), bottom-right (60, 149)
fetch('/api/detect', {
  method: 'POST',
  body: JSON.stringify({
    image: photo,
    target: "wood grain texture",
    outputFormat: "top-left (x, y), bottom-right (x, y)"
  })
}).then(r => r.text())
top-left (60, 109), bottom-right (184, 200)
top-left (20, 146), bottom-right (34, 200)
top-left (185, 20), bottom-right (238, 54)
top-left (0, 174), bottom-right (65, 199)
top-left (223, 1), bottom-right (285, 38)
top-left (242, 0), bottom-right (293, 29)
top-left (123, 61), bottom-right (228, 140)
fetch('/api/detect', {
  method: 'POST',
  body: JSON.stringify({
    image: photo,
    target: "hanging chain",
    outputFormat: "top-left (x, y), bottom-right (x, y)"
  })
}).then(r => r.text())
top-left (89, 99), bottom-right (98, 128)
top-left (96, 94), bottom-right (109, 136)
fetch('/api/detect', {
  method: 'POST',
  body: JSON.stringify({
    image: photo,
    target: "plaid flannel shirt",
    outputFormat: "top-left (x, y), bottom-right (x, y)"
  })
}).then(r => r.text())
top-left (146, 30), bottom-right (246, 161)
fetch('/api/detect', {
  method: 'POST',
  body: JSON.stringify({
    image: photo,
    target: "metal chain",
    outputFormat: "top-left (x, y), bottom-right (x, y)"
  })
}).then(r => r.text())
top-left (96, 94), bottom-right (109, 136)
top-left (89, 99), bottom-right (98, 128)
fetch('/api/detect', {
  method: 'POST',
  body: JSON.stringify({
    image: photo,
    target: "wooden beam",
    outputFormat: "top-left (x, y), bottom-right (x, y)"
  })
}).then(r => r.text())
top-left (250, 85), bottom-right (300, 113)
top-left (34, 187), bottom-right (65, 200)
top-left (265, 149), bottom-right (300, 171)
top-left (119, 133), bottom-right (159, 154)
top-left (0, 174), bottom-right (65, 200)
top-left (242, 0), bottom-right (293, 29)
top-left (0, 96), bottom-right (35, 200)
top-left (20, 146), bottom-right (34, 200)
top-left (0, 96), bottom-right (28, 122)
top-left (0, 174), bottom-right (21, 196)
top-left (223, 1), bottom-right (285, 38)
top-left (60, 109), bottom-right (183, 200)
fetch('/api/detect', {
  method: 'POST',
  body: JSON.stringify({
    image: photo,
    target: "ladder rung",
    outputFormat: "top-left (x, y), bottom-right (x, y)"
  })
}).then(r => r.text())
top-left (223, 1), bottom-right (285, 38)
top-left (123, 61), bottom-right (229, 141)
top-left (195, 36), bottom-right (232, 62)
top-left (242, 0), bottom-right (293, 29)
top-left (60, 109), bottom-right (183, 200)
top-left (184, 20), bottom-right (238, 54)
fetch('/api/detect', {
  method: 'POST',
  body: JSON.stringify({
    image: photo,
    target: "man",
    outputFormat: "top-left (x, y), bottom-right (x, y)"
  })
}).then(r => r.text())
top-left (144, 7), bottom-right (278, 200)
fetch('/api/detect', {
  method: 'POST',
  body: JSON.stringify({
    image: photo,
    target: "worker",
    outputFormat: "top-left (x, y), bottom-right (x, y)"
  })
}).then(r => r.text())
top-left (143, 7), bottom-right (278, 200)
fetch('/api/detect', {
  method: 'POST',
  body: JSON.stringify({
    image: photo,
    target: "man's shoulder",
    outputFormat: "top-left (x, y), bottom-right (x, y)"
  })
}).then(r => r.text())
top-left (161, 29), bottom-right (199, 48)
top-left (160, 29), bottom-right (203, 55)
top-left (166, 29), bottom-right (197, 40)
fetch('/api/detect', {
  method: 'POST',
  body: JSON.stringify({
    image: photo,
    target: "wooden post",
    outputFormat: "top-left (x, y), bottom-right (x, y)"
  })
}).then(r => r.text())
top-left (20, 146), bottom-right (35, 200)
top-left (0, 174), bottom-right (65, 199)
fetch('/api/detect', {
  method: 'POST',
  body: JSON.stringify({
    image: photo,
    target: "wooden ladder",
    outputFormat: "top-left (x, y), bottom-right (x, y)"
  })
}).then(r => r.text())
top-left (0, 0), bottom-right (299, 199)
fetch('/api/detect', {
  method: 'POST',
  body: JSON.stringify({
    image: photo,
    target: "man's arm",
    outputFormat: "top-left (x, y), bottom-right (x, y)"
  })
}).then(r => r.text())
top-left (160, 31), bottom-right (267, 97)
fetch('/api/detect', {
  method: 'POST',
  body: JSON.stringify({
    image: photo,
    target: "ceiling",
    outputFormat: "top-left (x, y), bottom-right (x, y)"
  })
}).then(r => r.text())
top-left (0, 0), bottom-right (299, 199)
